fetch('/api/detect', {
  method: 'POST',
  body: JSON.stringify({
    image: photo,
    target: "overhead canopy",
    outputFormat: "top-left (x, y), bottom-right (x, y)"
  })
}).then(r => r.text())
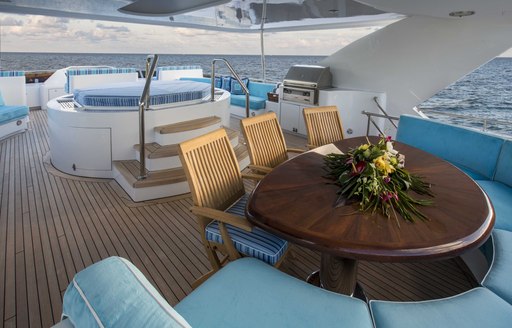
top-left (0, 0), bottom-right (402, 32)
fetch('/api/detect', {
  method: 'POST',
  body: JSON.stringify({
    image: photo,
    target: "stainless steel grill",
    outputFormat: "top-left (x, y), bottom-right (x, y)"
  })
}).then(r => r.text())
top-left (282, 65), bottom-right (332, 105)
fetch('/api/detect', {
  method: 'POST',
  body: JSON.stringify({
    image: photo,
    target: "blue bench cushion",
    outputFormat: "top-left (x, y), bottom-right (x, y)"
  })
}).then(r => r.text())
top-left (175, 257), bottom-right (373, 328)
top-left (370, 287), bottom-right (512, 328)
top-left (396, 115), bottom-right (504, 180)
top-left (230, 94), bottom-right (266, 110)
top-left (483, 229), bottom-right (512, 305)
top-left (248, 81), bottom-right (275, 98)
top-left (205, 194), bottom-right (287, 266)
top-left (475, 180), bottom-right (512, 232)
top-left (0, 105), bottom-right (29, 124)
top-left (495, 141), bottom-right (512, 188)
top-left (62, 256), bottom-right (192, 328)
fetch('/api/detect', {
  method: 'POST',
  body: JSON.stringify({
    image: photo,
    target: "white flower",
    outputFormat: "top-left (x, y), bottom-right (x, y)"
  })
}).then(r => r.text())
top-left (386, 141), bottom-right (399, 155)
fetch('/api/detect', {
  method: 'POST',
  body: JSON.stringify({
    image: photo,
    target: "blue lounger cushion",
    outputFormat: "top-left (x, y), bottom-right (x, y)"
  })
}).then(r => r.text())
top-left (62, 256), bottom-right (192, 328)
top-left (370, 287), bottom-right (512, 328)
top-left (475, 180), bottom-right (512, 232)
top-left (495, 140), bottom-right (512, 188)
top-left (0, 105), bottom-right (29, 124)
top-left (230, 94), bottom-right (266, 110)
top-left (205, 194), bottom-right (287, 266)
top-left (396, 115), bottom-right (504, 180)
top-left (175, 257), bottom-right (373, 328)
top-left (483, 229), bottom-right (512, 305)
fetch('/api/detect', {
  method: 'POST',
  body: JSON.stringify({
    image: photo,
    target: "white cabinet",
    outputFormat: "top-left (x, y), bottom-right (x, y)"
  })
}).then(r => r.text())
top-left (280, 101), bottom-right (311, 135)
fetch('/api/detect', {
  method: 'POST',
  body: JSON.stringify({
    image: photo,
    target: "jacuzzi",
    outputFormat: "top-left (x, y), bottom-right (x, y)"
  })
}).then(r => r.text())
top-left (47, 80), bottom-right (230, 178)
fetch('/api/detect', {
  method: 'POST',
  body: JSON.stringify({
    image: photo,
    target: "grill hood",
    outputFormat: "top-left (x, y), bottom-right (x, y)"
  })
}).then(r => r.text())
top-left (283, 65), bottom-right (332, 89)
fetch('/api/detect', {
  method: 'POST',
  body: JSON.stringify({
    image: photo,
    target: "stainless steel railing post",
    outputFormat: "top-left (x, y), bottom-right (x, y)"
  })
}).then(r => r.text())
top-left (211, 58), bottom-right (251, 118)
top-left (138, 54), bottom-right (159, 180)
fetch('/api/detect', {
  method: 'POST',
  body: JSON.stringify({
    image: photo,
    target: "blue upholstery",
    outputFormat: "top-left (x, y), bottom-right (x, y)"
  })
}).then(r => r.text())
top-left (495, 141), bottom-right (512, 188)
top-left (180, 77), bottom-right (210, 84)
top-left (396, 115), bottom-right (504, 180)
top-left (221, 76), bottom-right (232, 91)
top-left (214, 76), bottom-right (222, 88)
top-left (62, 256), bottom-right (192, 328)
top-left (483, 229), bottom-right (512, 305)
top-left (0, 71), bottom-right (24, 77)
top-left (205, 194), bottom-right (287, 266)
top-left (0, 105), bottom-right (29, 124)
top-left (230, 77), bottom-right (249, 95)
top-left (176, 257), bottom-right (373, 328)
top-left (475, 180), bottom-right (512, 232)
top-left (230, 94), bottom-right (267, 110)
top-left (370, 287), bottom-right (512, 328)
top-left (74, 80), bottom-right (210, 108)
top-left (0, 90), bottom-right (4, 106)
top-left (66, 67), bottom-right (137, 93)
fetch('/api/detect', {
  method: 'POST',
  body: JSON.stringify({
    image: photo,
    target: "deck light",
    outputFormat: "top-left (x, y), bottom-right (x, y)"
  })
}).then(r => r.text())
top-left (449, 10), bottom-right (475, 17)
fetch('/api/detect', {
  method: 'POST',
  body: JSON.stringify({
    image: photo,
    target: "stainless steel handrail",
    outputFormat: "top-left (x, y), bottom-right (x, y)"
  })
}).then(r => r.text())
top-left (211, 58), bottom-right (250, 118)
top-left (361, 110), bottom-right (400, 136)
top-left (138, 54), bottom-right (159, 180)
top-left (373, 96), bottom-right (398, 129)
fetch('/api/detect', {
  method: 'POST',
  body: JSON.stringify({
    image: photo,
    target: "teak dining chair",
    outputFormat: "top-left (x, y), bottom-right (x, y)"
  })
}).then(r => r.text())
top-left (178, 128), bottom-right (288, 285)
top-left (240, 112), bottom-right (304, 175)
top-left (303, 106), bottom-right (345, 149)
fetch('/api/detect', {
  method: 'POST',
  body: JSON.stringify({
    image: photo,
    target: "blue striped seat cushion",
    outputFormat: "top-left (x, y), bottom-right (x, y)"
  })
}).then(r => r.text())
top-left (74, 80), bottom-right (210, 108)
top-left (205, 194), bottom-right (288, 266)
top-left (0, 71), bottom-right (24, 77)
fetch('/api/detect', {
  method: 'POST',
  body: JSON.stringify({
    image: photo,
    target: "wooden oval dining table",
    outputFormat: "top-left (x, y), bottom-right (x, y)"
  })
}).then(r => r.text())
top-left (246, 136), bottom-right (495, 295)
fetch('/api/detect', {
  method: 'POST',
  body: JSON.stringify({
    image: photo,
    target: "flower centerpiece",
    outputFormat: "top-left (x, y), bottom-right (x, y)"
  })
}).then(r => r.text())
top-left (324, 136), bottom-right (433, 225)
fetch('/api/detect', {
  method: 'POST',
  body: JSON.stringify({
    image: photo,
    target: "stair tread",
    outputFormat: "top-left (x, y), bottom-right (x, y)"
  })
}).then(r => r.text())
top-left (134, 128), bottom-right (239, 159)
top-left (155, 116), bottom-right (221, 134)
top-left (115, 142), bottom-right (248, 189)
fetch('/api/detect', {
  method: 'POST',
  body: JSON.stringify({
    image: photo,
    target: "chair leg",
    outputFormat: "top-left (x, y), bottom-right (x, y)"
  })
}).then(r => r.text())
top-left (191, 270), bottom-right (216, 290)
top-left (204, 242), bottom-right (222, 271)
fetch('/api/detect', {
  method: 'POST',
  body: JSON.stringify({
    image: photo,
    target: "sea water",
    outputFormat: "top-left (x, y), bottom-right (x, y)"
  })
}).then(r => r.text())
top-left (1, 52), bottom-right (511, 135)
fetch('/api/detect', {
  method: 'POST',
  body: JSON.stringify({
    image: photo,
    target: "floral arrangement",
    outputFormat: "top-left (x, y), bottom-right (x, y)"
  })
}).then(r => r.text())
top-left (324, 136), bottom-right (433, 225)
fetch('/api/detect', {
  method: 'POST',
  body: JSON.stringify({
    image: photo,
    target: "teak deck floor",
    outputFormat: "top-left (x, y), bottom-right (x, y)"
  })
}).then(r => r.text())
top-left (0, 110), bottom-right (478, 328)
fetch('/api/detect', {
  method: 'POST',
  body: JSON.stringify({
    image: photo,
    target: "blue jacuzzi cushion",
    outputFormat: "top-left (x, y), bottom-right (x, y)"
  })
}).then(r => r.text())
top-left (205, 194), bottom-right (287, 266)
top-left (370, 287), bottom-right (512, 328)
top-left (62, 256), bottom-right (192, 328)
top-left (175, 258), bottom-right (373, 328)
top-left (396, 115), bottom-right (504, 180)
top-left (230, 78), bottom-right (249, 95)
top-left (74, 80), bottom-right (210, 108)
top-left (483, 229), bottom-right (512, 305)
top-left (230, 94), bottom-right (266, 110)
top-left (0, 105), bottom-right (29, 124)
top-left (475, 180), bottom-right (512, 232)
top-left (495, 141), bottom-right (512, 188)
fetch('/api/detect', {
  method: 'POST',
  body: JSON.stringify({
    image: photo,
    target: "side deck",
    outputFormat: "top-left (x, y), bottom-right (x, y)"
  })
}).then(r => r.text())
top-left (0, 109), bottom-right (477, 328)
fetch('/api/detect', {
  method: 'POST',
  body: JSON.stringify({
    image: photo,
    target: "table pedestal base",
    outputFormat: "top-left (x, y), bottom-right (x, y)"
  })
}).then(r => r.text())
top-left (320, 254), bottom-right (359, 295)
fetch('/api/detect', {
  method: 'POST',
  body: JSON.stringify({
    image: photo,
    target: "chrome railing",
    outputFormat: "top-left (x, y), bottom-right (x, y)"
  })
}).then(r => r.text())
top-left (138, 54), bottom-right (159, 180)
top-left (373, 96), bottom-right (398, 130)
top-left (211, 58), bottom-right (250, 118)
top-left (362, 111), bottom-right (400, 136)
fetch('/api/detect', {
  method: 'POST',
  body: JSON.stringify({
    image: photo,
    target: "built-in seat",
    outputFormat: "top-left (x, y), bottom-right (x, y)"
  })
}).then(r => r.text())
top-left (0, 72), bottom-right (29, 139)
top-left (0, 105), bottom-right (29, 125)
top-left (65, 67), bottom-right (138, 94)
top-left (61, 257), bottom-right (373, 328)
top-left (370, 287), bottom-right (512, 328)
top-left (482, 229), bottom-right (512, 305)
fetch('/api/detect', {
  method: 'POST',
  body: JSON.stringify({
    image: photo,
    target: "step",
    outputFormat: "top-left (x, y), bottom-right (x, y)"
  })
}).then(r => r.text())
top-left (113, 143), bottom-right (250, 202)
top-left (154, 116), bottom-right (223, 145)
top-left (133, 128), bottom-right (240, 171)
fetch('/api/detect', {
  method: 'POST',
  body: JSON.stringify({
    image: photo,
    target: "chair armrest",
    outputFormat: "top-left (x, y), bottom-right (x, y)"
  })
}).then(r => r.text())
top-left (306, 144), bottom-right (316, 150)
top-left (191, 206), bottom-right (253, 232)
top-left (286, 148), bottom-right (305, 154)
top-left (242, 172), bottom-right (266, 181)
top-left (248, 164), bottom-right (273, 174)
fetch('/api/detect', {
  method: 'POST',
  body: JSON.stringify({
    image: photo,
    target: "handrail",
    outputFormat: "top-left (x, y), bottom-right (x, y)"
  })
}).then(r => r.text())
top-left (211, 58), bottom-right (250, 118)
top-left (420, 108), bottom-right (511, 133)
top-left (361, 110), bottom-right (400, 136)
top-left (373, 96), bottom-right (398, 129)
top-left (137, 54), bottom-right (159, 180)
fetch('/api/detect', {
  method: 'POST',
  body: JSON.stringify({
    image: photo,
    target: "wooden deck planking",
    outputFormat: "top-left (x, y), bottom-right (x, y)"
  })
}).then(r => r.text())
top-left (0, 110), bottom-right (479, 328)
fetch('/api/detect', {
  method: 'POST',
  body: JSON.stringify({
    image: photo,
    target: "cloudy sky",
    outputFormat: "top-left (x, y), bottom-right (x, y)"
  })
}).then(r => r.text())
top-left (0, 13), bottom-right (384, 55)
top-left (1, 13), bottom-right (512, 57)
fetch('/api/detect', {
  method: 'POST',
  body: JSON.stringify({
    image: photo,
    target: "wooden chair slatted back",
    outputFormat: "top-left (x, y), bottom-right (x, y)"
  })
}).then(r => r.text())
top-left (303, 106), bottom-right (344, 148)
top-left (240, 112), bottom-right (288, 169)
top-left (179, 128), bottom-right (245, 213)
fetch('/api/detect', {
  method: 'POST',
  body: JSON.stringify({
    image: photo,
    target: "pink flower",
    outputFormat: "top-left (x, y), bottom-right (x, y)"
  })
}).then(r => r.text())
top-left (383, 176), bottom-right (391, 183)
top-left (380, 191), bottom-right (398, 202)
top-left (353, 161), bottom-right (366, 175)
top-left (386, 136), bottom-right (392, 142)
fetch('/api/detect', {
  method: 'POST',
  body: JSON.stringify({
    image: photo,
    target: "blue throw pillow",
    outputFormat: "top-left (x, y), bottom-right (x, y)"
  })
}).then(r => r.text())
top-left (222, 76), bottom-right (232, 91)
top-left (214, 76), bottom-right (222, 88)
top-left (0, 90), bottom-right (4, 106)
top-left (230, 78), bottom-right (249, 95)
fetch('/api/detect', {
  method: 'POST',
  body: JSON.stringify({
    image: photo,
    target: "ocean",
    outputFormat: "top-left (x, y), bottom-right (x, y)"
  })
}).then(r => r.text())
top-left (1, 52), bottom-right (511, 136)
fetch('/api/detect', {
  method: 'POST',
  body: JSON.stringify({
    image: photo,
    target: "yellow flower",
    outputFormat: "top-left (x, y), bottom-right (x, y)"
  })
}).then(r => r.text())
top-left (374, 156), bottom-right (395, 174)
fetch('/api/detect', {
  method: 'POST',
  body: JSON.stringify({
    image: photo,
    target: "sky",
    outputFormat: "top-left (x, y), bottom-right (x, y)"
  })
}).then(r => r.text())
top-left (1, 13), bottom-right (512, 57)
top-left (0, 13), bottom-right (383, 56)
